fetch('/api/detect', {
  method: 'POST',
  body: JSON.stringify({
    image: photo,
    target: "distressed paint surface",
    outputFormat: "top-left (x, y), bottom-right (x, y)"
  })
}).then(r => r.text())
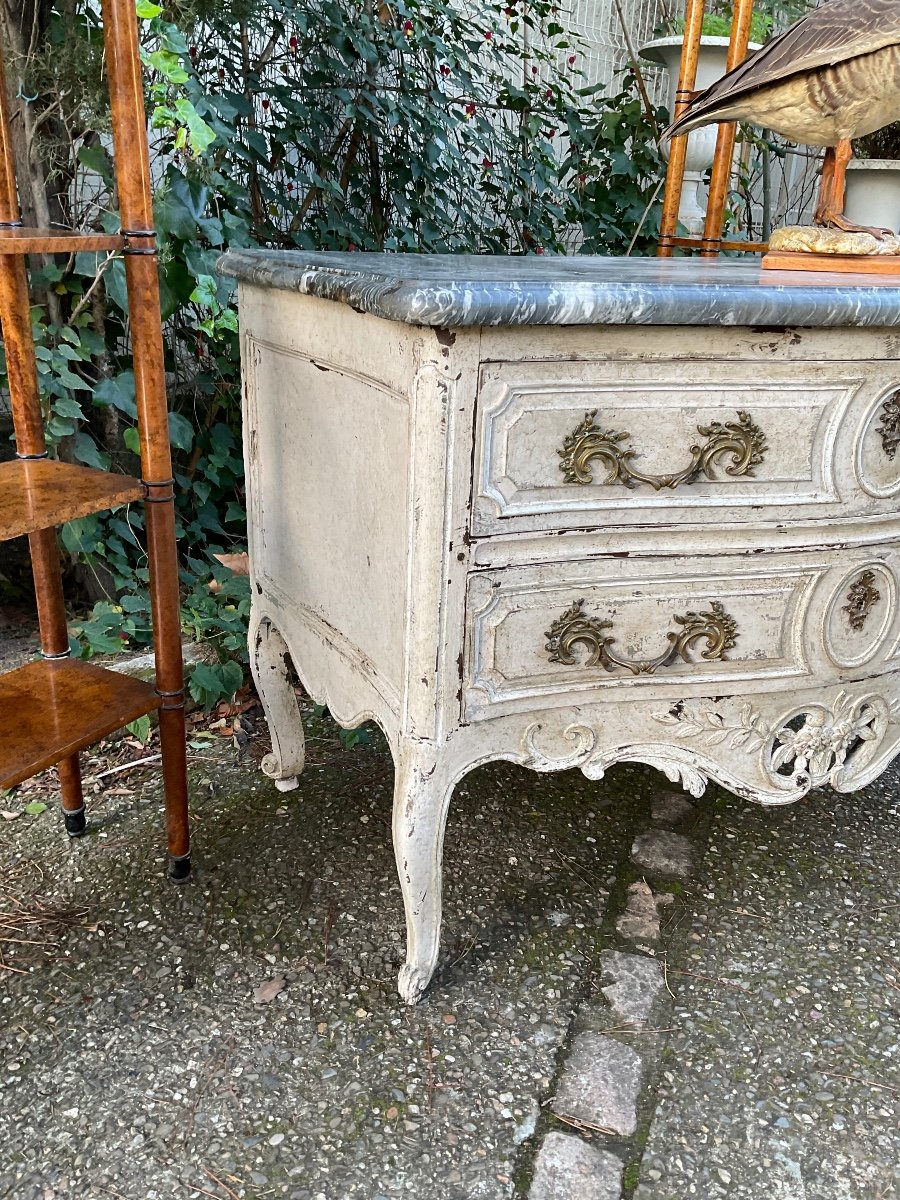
top-left (231, 253), bottom-right (900, 1004)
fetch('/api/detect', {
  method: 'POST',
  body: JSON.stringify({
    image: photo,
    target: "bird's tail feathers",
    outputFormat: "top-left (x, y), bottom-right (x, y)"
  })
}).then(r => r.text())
top-left (662, 102), bottom-right (715, 146)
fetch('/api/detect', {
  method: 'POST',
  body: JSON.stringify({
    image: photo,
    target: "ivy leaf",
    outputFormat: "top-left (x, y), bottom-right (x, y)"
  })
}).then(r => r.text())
top-left (188, 660), bottom-right (244, 710)
top-left (189, 275), bottom-right (218, 307)
top-left (104, 259), bottom-right (129, 316)
top-left (173, 98), bottom-right (216, 156)
top-left (135, 0), bottom-right (162, 15)
top-left (53, 395), bottom-right (85, 418)
top-left (77, 143), bottom-right (114, 184)
top-left (126, 714), bottom-right (153, 744)
top-left (155, 188), bottom-right (198, 241)
top-left (93, 371), bottom-right (137, 418)
top-left (72, 431), bottom-right (110, 471)
top-left (168, 411), bottom-right (195, 451)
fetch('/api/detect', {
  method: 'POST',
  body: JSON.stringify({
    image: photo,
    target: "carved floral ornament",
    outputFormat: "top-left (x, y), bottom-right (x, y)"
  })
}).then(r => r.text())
top-left (557, 408), bottom-right (768, 491)
top-left (652, 690), bottom-right (890, 793)
top-left (544, 598), bottom-right (738, 676)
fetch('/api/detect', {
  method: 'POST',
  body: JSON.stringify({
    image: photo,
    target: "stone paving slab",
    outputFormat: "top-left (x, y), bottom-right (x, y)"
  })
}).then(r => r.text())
top-left (630, 829), bottom-right (695, 881)
top-left (550, 1033), bottom-right (643, 1136)
top-left (599, 950), bottom-right (665, 1029)
top-left (529, 1133), bottom-right (622, 1200)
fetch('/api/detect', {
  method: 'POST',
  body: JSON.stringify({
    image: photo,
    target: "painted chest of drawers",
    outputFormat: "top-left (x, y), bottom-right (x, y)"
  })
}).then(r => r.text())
top-left (219, 251), bottom-right (900, 1003)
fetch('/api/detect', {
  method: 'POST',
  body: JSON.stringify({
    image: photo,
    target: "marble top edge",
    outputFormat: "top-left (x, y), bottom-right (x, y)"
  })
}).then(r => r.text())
top-left (217, 249), bottom-right (900, 329)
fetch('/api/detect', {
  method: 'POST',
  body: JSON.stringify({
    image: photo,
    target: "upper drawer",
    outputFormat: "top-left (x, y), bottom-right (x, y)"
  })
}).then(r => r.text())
top-left (471, 358), bottom-right (900, 537)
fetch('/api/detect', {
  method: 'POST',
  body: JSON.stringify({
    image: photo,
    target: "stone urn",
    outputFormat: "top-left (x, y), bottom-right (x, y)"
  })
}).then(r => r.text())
top-left (640, 35), bottom-right (761, 234)
top-left (845, 159), bottom-right (900, 233)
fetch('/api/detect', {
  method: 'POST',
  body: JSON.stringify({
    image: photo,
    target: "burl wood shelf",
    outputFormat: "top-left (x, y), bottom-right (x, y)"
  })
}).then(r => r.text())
top-left (0, 227), bottom-right (125, 254)
top-left (0, 459), bottom-right (144, 542)
top-left (0, 659), bottom-right (160, 789)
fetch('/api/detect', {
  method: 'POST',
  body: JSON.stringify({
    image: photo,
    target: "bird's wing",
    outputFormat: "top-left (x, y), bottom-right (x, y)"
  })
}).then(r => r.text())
top-left (669, 0), bottom-right (900, 135)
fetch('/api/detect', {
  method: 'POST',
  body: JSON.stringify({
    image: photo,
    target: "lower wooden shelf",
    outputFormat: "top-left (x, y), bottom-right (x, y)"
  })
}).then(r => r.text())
top-left (0, 658), bottom-right (160, 789)
top-left (0, 459), bottom-right (144, 542)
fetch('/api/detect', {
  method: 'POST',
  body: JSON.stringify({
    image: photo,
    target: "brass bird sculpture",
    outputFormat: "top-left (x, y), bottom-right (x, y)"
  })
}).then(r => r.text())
top-left (667, 0), bottom-right (900, 236)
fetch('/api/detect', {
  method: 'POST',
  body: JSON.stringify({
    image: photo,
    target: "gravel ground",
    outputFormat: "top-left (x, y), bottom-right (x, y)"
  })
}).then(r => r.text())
top-left (1, 628), bottom-right (898, 1199)
top-left (635, 778), bottom-right (900, 1200)
top-left (0, 709), bottom-right (656, 1200)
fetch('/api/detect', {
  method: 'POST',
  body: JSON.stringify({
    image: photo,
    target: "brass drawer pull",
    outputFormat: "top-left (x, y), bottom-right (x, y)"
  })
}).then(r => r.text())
top-left (545, 599), bottom-right (738, 676)
top-left (558, 409), bottom-right (767, 490)
top-left (843, 570), bottom-right (880, 631)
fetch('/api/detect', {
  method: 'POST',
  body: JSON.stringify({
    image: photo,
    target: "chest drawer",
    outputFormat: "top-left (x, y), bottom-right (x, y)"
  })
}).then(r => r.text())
top-left (462, 548), bottom-right (900, 722)
top-left (471, 358), bottom-right (900, 537)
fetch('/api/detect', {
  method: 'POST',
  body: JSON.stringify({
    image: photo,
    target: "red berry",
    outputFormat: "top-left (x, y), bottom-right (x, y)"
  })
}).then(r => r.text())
top-left (262, 97), bottom-right (270, 108)
top-left (568, 54), bottom-right (576, 65)
top-left (189, 46), bottom-right (197, 58)
top-left (504, 5), bottom-right (515, 13)
top-left (289, 34), bottom-right (298, 50)
top-left (465, 102), bottom-right (476, 116)
top-left (535, 246), bottom-right (544, 254)
top-left (482, 157), bottom-right (492, 169)
top-left (548, 128), bottom-right (556, 138)
top-left (348, 242), bottom-right (357, 251)
top-left (403, 19), bottom-right (413, 35)
top-left (440, 64), bottom-right (451, 76)
top-left (218, 67), bottom-right (225, 79)
top-left (484, 29), bottom-right (492, 39)
top-left (545, 87), bottom-right (553, 99)
top-left (531, 64), bottom-right (538, 75)
top-left (287, 182), bottom-right (294, 191)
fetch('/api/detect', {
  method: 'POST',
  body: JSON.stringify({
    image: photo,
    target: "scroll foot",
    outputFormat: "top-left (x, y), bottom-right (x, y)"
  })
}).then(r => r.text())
top-left (249, 610), bottom-right (306, 786)
top-left (398, 962), bottom-right (432, 1006)
top-left (392, 745), bottom-right (456, 1005)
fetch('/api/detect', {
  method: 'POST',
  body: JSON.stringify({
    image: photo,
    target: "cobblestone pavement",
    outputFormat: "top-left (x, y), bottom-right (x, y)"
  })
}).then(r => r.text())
top-left (0, 698), bottom-right (897, 1200)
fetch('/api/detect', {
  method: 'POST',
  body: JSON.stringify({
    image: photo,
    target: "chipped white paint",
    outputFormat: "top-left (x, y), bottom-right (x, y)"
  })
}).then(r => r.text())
top-left (233, 259), bottom-right (900, 1004)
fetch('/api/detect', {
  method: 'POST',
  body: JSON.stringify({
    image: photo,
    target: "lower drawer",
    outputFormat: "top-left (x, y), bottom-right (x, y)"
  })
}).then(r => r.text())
top-left (462, 548), bottom-right (900, 721)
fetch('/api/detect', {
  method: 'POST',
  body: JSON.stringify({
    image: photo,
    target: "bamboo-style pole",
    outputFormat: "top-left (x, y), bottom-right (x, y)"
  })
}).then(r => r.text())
top-left (700, 0), bottom-right (756, 255)
top-left (657, 0), bottom-right (706, 256)
top-left (101, 0), bottom-right (191, 878)
top-left (0, 45), bottom-right (86, 833)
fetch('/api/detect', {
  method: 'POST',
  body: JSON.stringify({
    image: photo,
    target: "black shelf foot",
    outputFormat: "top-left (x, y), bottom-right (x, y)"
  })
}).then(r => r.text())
top-left (63, 806), bottom-right (86, 837)
top-left (168, 852), bottom-right (191, 883)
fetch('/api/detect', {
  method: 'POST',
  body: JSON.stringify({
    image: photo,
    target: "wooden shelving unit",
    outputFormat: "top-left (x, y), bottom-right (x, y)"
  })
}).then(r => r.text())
top-left (0, 0), bottom-right (191, 878)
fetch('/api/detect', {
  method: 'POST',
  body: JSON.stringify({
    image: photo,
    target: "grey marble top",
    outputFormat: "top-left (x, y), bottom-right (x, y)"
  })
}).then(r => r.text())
top-left (217, 249), bottom-right (900, 328)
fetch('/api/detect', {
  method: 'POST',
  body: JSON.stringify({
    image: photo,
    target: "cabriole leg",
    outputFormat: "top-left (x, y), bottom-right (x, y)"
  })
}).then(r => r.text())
top-left (392, 744), bottom-right (455, 1005)
top-left (249, 609), bottom-right (306, 790)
